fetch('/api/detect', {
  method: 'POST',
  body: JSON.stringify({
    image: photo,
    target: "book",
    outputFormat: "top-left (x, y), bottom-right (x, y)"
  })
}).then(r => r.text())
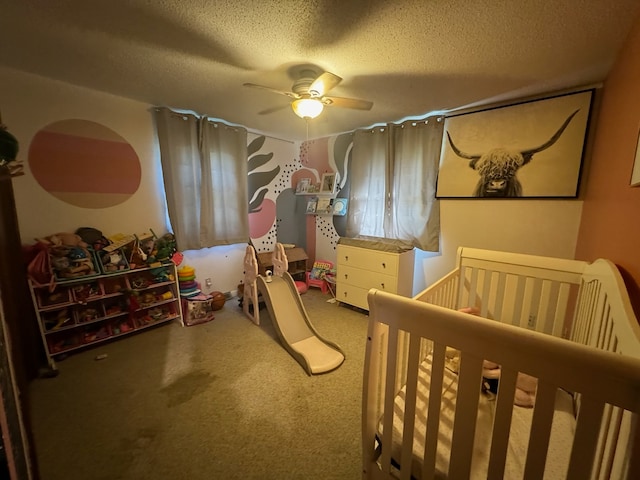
top-left (316, 198), bottom-right (333, 214)
top-left (332, 198), bottom-right (348, 216)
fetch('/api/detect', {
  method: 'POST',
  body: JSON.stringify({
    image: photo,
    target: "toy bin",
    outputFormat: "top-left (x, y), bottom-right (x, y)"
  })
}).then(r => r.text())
top-left (74, 303), bottom-right (105, 324)
top-left (102, 298), bottom-right (128, 318)
top-left (51, 247), bottom-right (101, 282)
top-left (101, 276), bottom-right (128, 295)
top-left (47, 331), bottom-right (80, 354)
top-left (97, 248), bottom-right (130, 275)
top-left (133, 303), bottom-right (177, 328)
top-left (80, 323), bottom-right (111, 345)
top-left (37, 287), bottom-right (71, 309)
top-left (109, 318), bottom-right (134, 336)
top-left (42, 308), bottom-right (74, 332)
top-left (71, 280), bottom-right (104, 303)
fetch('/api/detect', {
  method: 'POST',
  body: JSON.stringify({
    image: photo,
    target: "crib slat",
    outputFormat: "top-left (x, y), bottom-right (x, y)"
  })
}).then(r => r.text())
top-left (526, 277), bottom-right (542, 330)
top-left (539, 280), bottom-right (556, 334)
top-left (399, 334), bottom-right (421, 480)
top-left (487, 368), bottom-right (518, 479)
top-left (512, 276), bottom-right (526, 327)
top-left (553, 282), bottom-right (570, 338)
top-left (524, 380), bottom-right (556, 479)
top-left (422, 342), bottom-right (446, 480)
top-left (469, 267), bottom-right (479, 309)
top-left (448, 353), bottom-right (484, 479)
top-left (567, 397), bottom-right (606, 480)
top-left (480, 269), bottom-right (493, 318)
top-left (380, 326), bottom-right (399, 474)
top-left (494, 271), bottom-right (507, 321)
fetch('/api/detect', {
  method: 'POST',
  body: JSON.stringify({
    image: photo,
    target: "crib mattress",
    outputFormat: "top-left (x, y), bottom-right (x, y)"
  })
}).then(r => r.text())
top-left (379, 356), bottom-right (576, 479)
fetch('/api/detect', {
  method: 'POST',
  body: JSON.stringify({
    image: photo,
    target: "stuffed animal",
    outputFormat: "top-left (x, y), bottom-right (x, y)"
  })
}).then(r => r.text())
top-left (39, 232), bottom-right (88, 248)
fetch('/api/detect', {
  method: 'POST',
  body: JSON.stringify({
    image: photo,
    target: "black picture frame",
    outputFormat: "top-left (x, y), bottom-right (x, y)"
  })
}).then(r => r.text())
top-left (436, 89), bottom-right (593, 198)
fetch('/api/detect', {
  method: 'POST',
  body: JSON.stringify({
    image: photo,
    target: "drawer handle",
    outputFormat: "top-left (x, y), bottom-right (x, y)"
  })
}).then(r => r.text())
top-left (345, 255), bottom-right (349, 261)
top-left (344, 273), bottom-right (348, 280)
top-left (381, 262), bottom-right (386, 269)
top-left (381, 283), bottom-right (385, 289)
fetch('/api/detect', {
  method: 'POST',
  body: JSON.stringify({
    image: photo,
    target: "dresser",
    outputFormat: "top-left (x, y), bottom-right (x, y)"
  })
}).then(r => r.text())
top-left (336, 242), bottom-right (415, 311)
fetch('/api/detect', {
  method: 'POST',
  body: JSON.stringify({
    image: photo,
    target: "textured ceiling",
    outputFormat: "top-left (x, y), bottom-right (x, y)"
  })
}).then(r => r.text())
top-left (1, 1), bottom-right (639, 141)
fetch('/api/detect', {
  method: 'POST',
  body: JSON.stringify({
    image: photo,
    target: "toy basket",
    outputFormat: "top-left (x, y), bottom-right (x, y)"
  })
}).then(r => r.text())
top-left (51, 247), bottom-right (101, 282)
top-left (97, 248), bottom-right (130, 275)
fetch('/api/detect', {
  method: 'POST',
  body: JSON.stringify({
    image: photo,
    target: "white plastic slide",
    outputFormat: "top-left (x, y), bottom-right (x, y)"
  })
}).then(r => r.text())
top-left (256, 271), bottom-right (345, 375)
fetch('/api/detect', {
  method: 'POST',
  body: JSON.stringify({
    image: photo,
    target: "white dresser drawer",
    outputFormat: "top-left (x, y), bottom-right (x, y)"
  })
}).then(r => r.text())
top-left (336, 243), bottom-right (414, 311)
top-left (337, 245), bottom-right (399, 276)
top-left (337, 264), bottom-right (399, 293)
top-left (335, 284), bottom-right (369, 311)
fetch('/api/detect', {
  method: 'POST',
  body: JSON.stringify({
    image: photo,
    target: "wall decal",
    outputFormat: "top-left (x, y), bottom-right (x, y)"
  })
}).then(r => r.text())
top-left (28, 119), bottom-right (141, 208)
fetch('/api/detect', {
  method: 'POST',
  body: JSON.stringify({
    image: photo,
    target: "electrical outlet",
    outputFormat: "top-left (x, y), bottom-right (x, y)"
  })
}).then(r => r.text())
top-left (205, 278), bottom-right (212, 287)
top-left (527, 314), bottom-right (536, 328)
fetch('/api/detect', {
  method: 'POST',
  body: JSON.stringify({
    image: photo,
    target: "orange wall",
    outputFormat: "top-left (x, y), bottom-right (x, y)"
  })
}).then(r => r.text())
top-left (575, 13), bottom-right (640, 312)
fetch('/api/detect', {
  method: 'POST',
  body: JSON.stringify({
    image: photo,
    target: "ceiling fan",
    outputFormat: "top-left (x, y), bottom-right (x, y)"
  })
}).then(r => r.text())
top-left (243, 68), bottom-right (373, 119)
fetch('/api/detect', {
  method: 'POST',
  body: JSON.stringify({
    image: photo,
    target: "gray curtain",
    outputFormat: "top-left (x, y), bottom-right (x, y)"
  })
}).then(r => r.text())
top-left (154, 107), bottom-right (249, 251)
top-left (347, 117), bottom-right (443, 251)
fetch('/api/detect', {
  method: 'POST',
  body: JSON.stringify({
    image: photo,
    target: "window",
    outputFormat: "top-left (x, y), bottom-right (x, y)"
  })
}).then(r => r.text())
top-left (346, 117), bottom-right (443, 251)
top-left (154, 108), bottom-right (249, 250)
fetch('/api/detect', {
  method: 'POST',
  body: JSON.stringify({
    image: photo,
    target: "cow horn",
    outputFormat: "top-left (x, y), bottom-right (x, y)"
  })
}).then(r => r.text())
top-left (520, 109), bottom-right (580, 161)
top-left (446, 132), bottom-right (481, 160)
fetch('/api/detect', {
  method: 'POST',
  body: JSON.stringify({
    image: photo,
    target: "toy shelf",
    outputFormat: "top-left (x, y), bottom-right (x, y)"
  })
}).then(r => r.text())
top-left (29, 262), bottom-right (183, 371)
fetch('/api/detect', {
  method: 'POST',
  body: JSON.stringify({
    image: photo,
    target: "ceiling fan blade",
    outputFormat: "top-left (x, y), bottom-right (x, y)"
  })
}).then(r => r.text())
top-left (243, 83), bottom-right (297, 99)
top-left (258, 104), bottom-right (290, 115)
top-left (323, 96), bottom-right (373, 111)
top-left (309, 72), bottom-right (342, 97)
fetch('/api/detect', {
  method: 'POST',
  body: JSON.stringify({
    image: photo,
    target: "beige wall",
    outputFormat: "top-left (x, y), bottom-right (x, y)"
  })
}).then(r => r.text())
top-left (574, 15), bottom-right (640, 312)
top-left (413, 199), bottom-right (583, 293)
top-left (1, 66), bottom-right (167, 242)
top-left (0, 66), bottom-right (248, 295)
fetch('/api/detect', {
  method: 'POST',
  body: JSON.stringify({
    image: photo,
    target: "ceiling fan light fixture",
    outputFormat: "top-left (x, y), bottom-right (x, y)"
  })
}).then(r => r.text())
top-left (291, 98), bottom-right (324, 119)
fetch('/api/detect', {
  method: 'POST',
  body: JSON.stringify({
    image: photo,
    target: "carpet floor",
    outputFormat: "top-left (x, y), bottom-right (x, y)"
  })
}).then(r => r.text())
top-left (29, 288), bottom-right (370, 480)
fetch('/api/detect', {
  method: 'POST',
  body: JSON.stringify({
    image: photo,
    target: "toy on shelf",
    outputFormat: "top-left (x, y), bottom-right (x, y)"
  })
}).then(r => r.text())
top-left (98, 249), bottom-right (129, 274)
top-left (39, 232), bottom-right (99, 280)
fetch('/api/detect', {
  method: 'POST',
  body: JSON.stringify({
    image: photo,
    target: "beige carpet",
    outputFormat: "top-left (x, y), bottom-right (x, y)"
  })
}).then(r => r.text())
top-left (28, 288), bottom-right (369, 480)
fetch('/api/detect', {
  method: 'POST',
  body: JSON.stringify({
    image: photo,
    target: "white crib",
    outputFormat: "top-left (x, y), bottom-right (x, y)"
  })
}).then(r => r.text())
top-left (362, 247), bottom-right (640, 479)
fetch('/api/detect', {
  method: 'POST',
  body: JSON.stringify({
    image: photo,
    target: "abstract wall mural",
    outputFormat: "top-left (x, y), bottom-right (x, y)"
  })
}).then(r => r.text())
top-left (247, 134), bottom-right (301, 252)
top-left (247, 131), bottom-right (353, 260)
top-left (28, 119), bottom-right (141, 208)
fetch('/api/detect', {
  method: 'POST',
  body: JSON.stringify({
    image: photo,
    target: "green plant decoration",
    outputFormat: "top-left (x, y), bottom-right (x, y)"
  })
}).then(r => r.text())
top-left (247, 135), bottom-right (280, 213)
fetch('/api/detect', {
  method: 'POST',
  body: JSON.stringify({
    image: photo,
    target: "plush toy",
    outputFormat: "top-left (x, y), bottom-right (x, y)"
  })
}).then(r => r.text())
top-left (40, 232), bottom-right (88, 248)
top-left (41, 231), bottom-right (98, 279)
top-left (481, 359), bottom-right (538, 407)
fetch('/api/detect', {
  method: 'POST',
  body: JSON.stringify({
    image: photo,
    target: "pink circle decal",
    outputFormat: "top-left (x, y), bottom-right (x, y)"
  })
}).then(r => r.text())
top-left (249, 198), bottom-right (276, 238)
top-left (29, 119), bottom-right (141, 208)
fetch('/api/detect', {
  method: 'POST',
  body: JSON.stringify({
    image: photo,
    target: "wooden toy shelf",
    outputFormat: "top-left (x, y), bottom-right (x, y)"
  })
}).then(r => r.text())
top-left (29, 262), bottom-right (183, 371)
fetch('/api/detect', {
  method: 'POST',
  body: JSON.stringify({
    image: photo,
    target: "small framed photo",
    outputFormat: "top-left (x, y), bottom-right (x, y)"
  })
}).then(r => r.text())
top-left (295, 178), bottom-right (311, 194)
top-left (320, 173), bottom-right (337, 194)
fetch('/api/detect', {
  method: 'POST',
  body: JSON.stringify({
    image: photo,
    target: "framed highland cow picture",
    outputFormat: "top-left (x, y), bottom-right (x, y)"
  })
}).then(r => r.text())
top-left (436, 89), bottom-right (593, 198)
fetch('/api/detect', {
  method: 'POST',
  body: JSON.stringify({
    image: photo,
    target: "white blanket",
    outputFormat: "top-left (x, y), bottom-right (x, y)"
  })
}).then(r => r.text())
top-left (380, 355), bottom-right (576, 479)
